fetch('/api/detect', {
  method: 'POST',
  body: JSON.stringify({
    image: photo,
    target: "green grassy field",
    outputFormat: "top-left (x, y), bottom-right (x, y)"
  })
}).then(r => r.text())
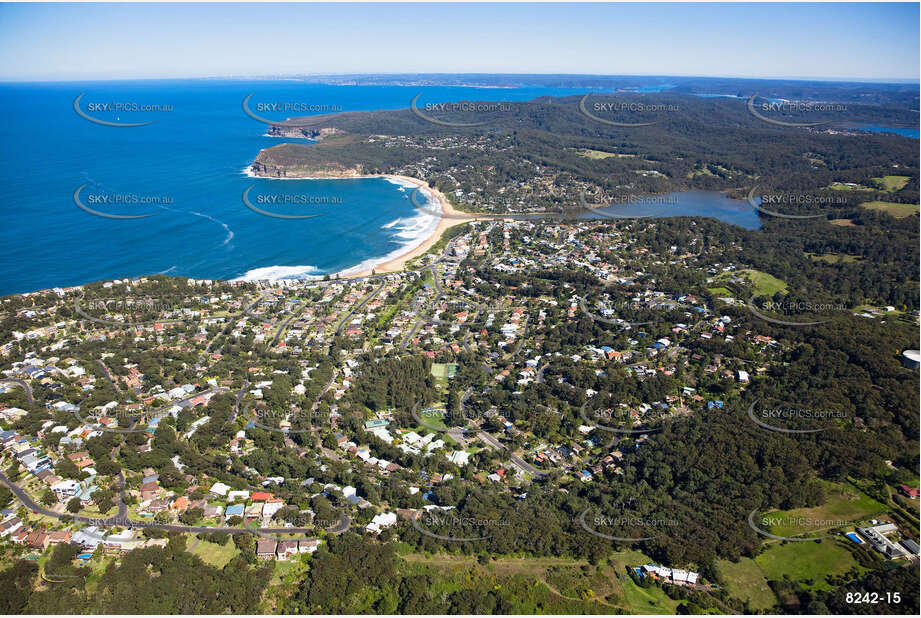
top-left (755, 540), bottom-right (859, 591)
top-left (416, 406), bottom-right (449, 431)
top-left (804, 155), bottom-right (827, 167)
top-left (805, 252), bottom-right (861, 264)
top-left (608, 548), bottom-right (658, 567)
top-left (860, 201), bottom-right (920, 218)
top-left (763, 480), bottom-right (887, 538)
top-left (268, 555), bottom-right (310, 586)
top-left (716, 269), bottom-right (787, 296)
top-left (431, 363), bottom-right (458, 379)
top-left (744, 270), bottom-right (788, 296)
top-left (400, 554), bottom-right (624, 613)
top-left (715, 557), bottom-right (777, 611)
top-left (707, 286), bottom-right (734, 296)
top-left (899, 495), bottom-right (920, 515)
top-left (871, 175), bottom-right (910, 192)
top-left (188, 539), bottom-right (239, 568)
top-left (619, 577), bottom-right (681, 614)
top-left (577, 148), bottom-right (634, 159)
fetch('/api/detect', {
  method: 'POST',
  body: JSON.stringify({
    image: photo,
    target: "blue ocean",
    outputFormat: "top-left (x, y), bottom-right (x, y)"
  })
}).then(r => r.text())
top-left (0, 80), bottom-right (759, 296)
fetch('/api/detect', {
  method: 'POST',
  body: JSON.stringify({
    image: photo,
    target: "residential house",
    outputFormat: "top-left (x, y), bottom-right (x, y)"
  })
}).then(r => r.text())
top-left (298, 538), bottom-right (320, 554)
top-left (276, 540), bottom-right (298, 560)
top-left (256, 539), bottom-right (277, 559)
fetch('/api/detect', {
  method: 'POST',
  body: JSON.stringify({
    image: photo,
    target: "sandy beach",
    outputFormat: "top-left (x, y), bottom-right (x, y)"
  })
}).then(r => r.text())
top-left (344, 175), bottom-right (478, 278)
top-left (243, 164), bottom-right (486, 281)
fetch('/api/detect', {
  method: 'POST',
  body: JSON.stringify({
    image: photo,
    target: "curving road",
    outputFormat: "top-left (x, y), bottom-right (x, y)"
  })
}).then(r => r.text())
top-left (0, 469), bottom-right (349, 537)
top-left (1, 378), bottom-right (34, 404)
top-left (536, 362), bottom-right (549, 384)
top-left (96, 360), bottom-right (122, 394)
top-left (325, 512), bottom-right (350, 534)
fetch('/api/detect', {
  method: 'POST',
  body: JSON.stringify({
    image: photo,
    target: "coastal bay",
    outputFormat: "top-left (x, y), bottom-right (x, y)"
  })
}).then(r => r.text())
top-left (246, 154), bottom-right (477, 278)
top-left (344, 175), bottom-right (471, 277)
top-left (0, 81), bottom-right (587, 294)
top-left (3, 78), bottom-right (910, 293)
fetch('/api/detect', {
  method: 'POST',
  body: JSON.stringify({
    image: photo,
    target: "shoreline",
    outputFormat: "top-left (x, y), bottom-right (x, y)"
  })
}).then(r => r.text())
top-left (343, 174), bottom-right (474, 278)
top-left (243, 166), bottom-right (480, 280)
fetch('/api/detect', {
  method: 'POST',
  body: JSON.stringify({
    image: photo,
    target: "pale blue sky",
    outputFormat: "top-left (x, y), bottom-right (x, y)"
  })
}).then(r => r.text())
top-left (0, 2), bottom-right (917, 82)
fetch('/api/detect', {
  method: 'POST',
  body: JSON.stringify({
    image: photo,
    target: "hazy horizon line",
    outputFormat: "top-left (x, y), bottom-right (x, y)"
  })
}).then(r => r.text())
top-left (2, 72), bottom-right (919, 86)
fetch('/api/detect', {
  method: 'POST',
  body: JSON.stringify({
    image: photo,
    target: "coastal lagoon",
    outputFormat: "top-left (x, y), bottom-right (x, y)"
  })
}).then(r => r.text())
top-left (585, 190), bottom-right (761, 229)
top-left (845, 125), bottom-right (920, 139)
top-left (1, 80), bottom-right (758, 295)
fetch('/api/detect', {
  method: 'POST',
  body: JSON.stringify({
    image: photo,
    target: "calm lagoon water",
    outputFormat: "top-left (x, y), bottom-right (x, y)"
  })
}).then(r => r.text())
top-left (587, 191), bottom-right (761, 230)
top-left (845, 125), bottom-right (920, 139)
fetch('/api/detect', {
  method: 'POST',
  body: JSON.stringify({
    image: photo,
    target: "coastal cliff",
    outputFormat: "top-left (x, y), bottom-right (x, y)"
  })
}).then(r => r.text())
top-left (250, 141), bottom-right (366, 178)
top-left (267, 124), bottom-right (344, 140)
top-left (249, 157), bottom-right (364, 178)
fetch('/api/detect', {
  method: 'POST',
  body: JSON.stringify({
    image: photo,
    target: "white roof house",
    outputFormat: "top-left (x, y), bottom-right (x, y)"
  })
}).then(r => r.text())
top-left (447, 451), bottom-right (471, 466)
top-left (209, 482), bottom-right (230, 497)
top-left (262, 501), bottom-right (284, 519)
top-left (51, 479), bottom-right (81, 497)
top-left (366, 512), bottom-right (398, 533)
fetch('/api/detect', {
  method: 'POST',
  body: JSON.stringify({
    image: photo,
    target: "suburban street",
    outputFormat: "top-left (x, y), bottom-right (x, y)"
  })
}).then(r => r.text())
top-left (0, 469), bottom-right (349, 537)
top-left (0, 378), bottom-right (34, 404)
top-left (334, 280), bottom-right (385, 336)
